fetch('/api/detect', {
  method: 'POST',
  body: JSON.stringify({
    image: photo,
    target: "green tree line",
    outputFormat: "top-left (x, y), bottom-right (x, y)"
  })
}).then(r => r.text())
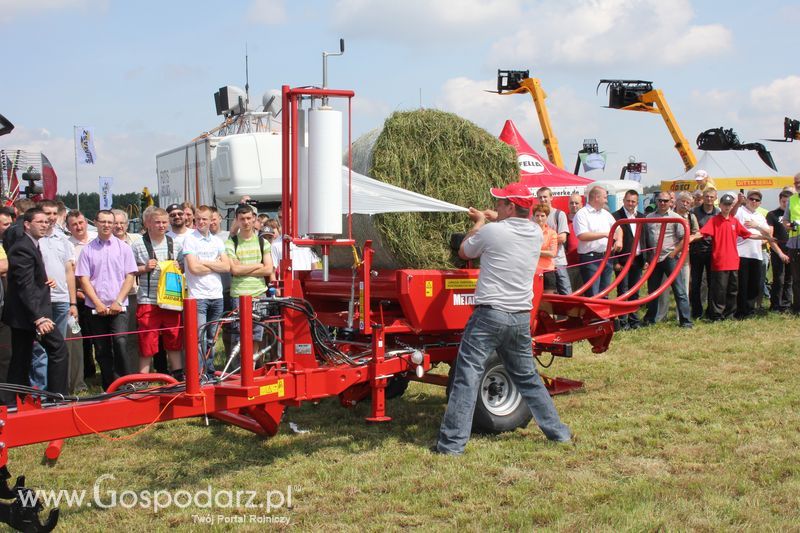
top-left (57, 192), bottom-right (157, 222)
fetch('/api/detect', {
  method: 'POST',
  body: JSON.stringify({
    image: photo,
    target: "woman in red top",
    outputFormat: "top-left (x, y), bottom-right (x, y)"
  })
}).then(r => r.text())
top-left (534, 204), bottom-right (558, 293)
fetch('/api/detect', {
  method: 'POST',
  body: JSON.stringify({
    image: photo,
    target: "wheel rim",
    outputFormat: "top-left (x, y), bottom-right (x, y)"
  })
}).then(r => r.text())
top-left (480, 365), bottom-right (522, 416)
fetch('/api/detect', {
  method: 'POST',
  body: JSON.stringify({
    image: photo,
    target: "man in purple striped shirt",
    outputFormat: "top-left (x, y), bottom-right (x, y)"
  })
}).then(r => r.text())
top-left (75, 210), bottom-right (138, 389)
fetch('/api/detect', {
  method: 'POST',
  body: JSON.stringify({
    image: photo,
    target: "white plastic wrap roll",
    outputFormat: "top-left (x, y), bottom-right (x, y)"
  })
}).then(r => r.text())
top-left (297, 109), bottom-right (309, 235)
top-left (308, 107), bottom-right (343, 236)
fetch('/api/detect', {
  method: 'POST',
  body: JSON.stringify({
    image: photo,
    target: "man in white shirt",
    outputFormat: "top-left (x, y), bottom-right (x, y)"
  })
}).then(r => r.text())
top-left (182, 206), bottom-right (230, 378)
top-left (30, 200), bottom-right (78, 390)
top-left (735, 190), bottom-right (771, 319)
top-left (210, 208), bottom-right (234, 355)
top-left (66, 210), bottom-right (94, 391)
top-left (612, 190), bottom-right (646, 329)
top-left (271, 230), bottom-right (319, 273)
top-left (572, 185), bottom-right (623, 297)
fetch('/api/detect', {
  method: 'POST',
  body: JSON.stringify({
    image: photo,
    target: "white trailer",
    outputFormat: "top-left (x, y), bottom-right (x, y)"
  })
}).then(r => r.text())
top-left (156, 138), bottom-right (217, 209)
top-left (156, 132), bottom-right (283, 211)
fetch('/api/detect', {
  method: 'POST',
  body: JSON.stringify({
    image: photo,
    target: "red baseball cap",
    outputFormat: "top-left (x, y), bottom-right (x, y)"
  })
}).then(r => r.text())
top-left (490, 182), bottom-right (535, 209)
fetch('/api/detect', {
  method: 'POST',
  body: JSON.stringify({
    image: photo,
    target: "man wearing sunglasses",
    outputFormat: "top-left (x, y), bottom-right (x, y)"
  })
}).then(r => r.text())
top-left (166, 203), bottom-right (191, 249)
top-left (642, 193), bottom-right (692, 328)
top-left (734, 190), bottom-right (774, 318)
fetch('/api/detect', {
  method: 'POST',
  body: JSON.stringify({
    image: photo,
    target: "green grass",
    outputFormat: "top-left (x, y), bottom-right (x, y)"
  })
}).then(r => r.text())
top-left (7, 313), bottom-right (800, 531)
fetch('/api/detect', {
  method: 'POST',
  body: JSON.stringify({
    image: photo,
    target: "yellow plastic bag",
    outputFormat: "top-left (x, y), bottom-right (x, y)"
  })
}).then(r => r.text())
top-left (156, 260), bottom-right (184, 311)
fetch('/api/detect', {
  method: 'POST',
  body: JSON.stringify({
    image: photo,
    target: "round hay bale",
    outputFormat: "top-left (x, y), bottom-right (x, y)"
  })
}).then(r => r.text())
top-left (336, 109), bottom-right (519, 269)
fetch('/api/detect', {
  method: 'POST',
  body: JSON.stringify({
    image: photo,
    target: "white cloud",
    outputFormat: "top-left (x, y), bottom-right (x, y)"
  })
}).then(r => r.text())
top-left (247, 0), bottom-right (287, 25)
top-left (328, 0), bottom-right (733, 66)
top-left (489, 0), bottom-right (732, 67)
top-left (750, 76), bottom-right (800, 114)
top-left (690, 89), bottom-right (737, 108)
top-left (352, 95), bottom-right (391, 121)
top-left (662, 24), bottom-right (732, 65)
top-left (0, 0), bottom-right (102, 24)
top-left (742, 76), bottom-right (800, 174)
top-left (688, 89), bottom-right (739, 123)
top-left (435, 76), bottom-right (607, 172)
top-left (436, 77), bottom-right (602, 149)
top-left (332, 0), bottom-right (522, 42)
top-left (436, 77), bottom-right (538, 138)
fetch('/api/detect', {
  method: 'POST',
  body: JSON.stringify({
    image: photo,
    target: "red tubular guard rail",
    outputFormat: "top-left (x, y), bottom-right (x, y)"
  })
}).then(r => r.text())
top-left (548, 216), bottom-right (690, 311)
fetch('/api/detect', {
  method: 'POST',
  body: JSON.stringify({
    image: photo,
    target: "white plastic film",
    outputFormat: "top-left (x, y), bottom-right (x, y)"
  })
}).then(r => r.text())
top-left (297, 109), bottom-right (309, 235)
top-left (308, 107), bottom-right (343, 236)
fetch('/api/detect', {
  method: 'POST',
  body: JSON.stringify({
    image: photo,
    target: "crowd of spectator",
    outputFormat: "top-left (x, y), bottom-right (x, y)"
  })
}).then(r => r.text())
top-left (536, 170), bottom-right (800, 330)
top-left (2, 171), bottom-right (798, 400)
top-left (0, 198), bottom-right (317, 401)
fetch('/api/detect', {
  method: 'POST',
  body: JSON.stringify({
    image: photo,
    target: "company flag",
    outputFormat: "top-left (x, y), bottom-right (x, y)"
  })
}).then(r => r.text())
top-left (41, 153), bottom-right (58, 200)
top-left (99, 177), bottom-right (113, 209)
top-left (3, 151), bottom-right (20, 202)
top-left (75, 127), bottom-right (97, 165)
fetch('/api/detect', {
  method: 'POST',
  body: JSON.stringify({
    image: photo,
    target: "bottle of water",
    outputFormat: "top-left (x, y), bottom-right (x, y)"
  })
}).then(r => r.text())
top-left (68, 315), bottom-right (81, 335)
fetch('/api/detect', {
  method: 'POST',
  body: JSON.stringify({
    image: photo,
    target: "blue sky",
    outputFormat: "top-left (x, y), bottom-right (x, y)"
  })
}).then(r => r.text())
top-left (1, 0), bottom-right (798, 197)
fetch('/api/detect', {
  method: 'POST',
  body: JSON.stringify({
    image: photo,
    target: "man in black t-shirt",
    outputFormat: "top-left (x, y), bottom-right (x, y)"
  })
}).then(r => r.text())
top-left (767, 190), bottom-right (793, 311)
top-left (689, 188), bottom-right (720, 319)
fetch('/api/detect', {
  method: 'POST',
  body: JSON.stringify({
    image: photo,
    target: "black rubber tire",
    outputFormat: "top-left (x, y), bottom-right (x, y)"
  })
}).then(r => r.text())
top-left (447, 353), bottom-right (532, 434)
top-left (384, 376), bottom-right (410, 399)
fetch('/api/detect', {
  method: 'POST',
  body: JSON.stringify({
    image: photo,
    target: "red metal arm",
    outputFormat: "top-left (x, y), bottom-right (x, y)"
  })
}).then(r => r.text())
top-left (546, 216), bottom-right (689, 309)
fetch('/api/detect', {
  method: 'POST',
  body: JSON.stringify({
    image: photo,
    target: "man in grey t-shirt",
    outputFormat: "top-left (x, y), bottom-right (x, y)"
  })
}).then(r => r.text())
top-left (434, 182), bottom-right (571, 456)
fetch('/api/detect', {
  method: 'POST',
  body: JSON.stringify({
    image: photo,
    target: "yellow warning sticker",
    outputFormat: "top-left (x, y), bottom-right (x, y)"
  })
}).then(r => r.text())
top-left (425, 280), bottom-right (433, 297)
top-left (259, 380), bottom-right (285, 398)
top-left (445, 278), bottom-right (478, 290)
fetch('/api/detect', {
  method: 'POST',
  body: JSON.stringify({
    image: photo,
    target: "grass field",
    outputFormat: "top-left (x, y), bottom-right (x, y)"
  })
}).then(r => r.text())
top-left (7, 312), bottom-right (800, 531)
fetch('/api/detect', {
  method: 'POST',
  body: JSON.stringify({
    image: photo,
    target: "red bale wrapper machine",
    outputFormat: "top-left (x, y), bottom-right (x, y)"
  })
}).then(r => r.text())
top-left (0, 85), bottom-right (687, 532)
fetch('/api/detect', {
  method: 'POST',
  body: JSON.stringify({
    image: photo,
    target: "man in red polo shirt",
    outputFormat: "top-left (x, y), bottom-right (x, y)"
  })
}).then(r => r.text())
top-left (700, 193), bottom-right (772, 321)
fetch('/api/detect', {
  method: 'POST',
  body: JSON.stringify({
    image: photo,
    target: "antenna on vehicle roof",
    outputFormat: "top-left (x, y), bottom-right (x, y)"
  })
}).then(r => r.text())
top-left (245, 42), bottom-right (250, 109)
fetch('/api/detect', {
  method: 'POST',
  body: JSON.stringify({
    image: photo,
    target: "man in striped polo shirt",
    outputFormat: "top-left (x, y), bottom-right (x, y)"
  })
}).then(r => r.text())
top-left (131, 208), bottom-right (184, 379)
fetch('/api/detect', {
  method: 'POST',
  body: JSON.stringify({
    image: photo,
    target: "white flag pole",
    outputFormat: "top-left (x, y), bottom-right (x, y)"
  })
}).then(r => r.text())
top-left (73, 125), bottom-right (80, 210)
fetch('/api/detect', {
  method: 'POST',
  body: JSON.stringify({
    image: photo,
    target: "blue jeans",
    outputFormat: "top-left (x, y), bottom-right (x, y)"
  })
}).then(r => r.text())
top-left (196, 298), bottom-right (224, 376)
top-left (553, 265), bottom-right (572, 295)
top-left (228, 296), bottom-right (266, 344)
top-left (615, 257), bottom-right (644, 328)
top-left (30, 302), bottom-right (70, 390)
top-left (578, 252), bottom-right (613, 297)
top-left (436, 307), bottom-right (571, 455)
top-left (644, 256), bottom-right (692, 326)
